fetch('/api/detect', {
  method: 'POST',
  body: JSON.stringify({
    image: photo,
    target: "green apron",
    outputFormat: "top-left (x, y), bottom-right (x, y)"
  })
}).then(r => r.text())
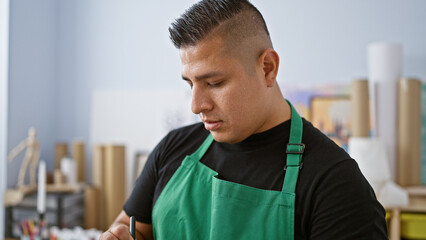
top-left (152, 101), bottom-right (304, 239)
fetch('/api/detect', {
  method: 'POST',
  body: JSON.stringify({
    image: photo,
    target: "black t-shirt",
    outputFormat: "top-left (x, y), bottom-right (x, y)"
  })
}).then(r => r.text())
top-left (124, 119), bottom-right (388, 239)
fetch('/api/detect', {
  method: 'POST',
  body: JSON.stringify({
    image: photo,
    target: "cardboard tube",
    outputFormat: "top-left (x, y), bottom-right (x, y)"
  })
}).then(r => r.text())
top-left (104, 145), bottom-right (126, 229)
top-left (93, 145), bottom-right (106, 230)
top-left (397, 78), bottom-right (422, 186)
top-left (55, 142), bottom-right (68, 170)
top-left (351, 79), bottom-right (370, 137)
top-left (84, 186), bottom-right (99, 229)
top-left (73, 141), bottom-right (86, 183)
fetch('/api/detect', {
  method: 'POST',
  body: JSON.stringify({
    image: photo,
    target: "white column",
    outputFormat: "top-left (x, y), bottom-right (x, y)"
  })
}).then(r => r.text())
top-left (0, 0), bottom-right (10, 238)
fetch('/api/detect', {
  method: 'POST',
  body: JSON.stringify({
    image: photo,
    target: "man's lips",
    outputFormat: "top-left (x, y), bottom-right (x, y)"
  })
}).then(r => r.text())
top-left (203, 120), bottom-right (222, 131)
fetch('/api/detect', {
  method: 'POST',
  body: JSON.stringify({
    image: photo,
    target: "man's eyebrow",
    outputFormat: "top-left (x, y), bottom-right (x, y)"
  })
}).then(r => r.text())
top-left (181, 71), bottom-right (225, 82)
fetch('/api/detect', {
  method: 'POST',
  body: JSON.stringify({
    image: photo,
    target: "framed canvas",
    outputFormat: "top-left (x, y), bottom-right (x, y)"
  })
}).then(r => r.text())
top-left (310, 96), bottom-right (352, 151)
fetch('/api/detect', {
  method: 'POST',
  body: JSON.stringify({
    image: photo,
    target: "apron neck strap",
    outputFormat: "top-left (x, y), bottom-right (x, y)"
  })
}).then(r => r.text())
top-left (282, 100), bottom-right (304, 193)
top-left (191, 134), bottom-right (214, 160)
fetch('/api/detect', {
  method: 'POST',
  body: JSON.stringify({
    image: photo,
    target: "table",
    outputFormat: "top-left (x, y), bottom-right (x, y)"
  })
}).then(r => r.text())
top-left (387, 186), bottom-right (426, 240)
top-left (4, 187), bottom-right (84, 238)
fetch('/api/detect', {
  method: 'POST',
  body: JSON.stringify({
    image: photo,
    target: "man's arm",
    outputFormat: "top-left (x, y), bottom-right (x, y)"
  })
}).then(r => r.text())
top-left (309, 160), bottom-right (388, 239)
top-left (99, 211), bottom-right (153, 240)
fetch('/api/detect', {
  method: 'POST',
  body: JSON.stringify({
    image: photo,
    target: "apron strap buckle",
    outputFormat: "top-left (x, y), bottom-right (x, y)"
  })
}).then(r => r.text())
top-left (286, 143), bottom-right (305, 154)
top-left (284, 143), bottom-right (305, 171)
top-left (284, 162), bottom-right (303, 171)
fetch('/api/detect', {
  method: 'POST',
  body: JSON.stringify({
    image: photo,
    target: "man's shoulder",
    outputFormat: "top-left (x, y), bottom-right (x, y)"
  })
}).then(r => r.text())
top-left (157, 122), bottom-right (209, 156)
top-left (301, 119), bottom-right (353, 169)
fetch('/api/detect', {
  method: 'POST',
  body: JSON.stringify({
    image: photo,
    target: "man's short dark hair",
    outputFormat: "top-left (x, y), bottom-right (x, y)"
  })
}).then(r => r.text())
top-left (169, 0), bottom-right (270, 49)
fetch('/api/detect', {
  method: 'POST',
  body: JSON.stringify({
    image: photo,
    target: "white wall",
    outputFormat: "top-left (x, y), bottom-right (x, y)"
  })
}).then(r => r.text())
top-left (0, 0), bottom-right (10, 237)
top-left (260, 0), bottom-right (426, 84)
top-left (7, 0), bottom-right (58, 187)
top-left (7, 0), bottom-right (426, 187)
top-left (56, 0), bottom-right (195, 182)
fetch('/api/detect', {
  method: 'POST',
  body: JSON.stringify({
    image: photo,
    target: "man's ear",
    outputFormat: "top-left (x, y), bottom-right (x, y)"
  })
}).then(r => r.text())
top-left (259, 48), bottom-right (280, 87)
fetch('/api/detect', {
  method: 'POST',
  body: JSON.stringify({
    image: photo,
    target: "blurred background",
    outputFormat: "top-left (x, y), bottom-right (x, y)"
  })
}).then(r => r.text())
top-left (1, 0), bottom-right (426, 238)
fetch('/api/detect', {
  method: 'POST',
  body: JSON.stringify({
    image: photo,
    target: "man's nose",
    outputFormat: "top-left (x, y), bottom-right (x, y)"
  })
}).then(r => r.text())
top-left (191, 86), bottom-right (213, 114)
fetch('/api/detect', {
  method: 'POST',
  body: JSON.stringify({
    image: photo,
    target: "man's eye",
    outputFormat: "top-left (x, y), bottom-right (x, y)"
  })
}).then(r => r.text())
top-left (208, 81), bottom-right (223, 87)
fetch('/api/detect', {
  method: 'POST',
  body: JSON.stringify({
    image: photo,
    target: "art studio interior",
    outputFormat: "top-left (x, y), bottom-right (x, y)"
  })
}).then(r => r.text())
top-left (1, 0), bottom-right (426, 239)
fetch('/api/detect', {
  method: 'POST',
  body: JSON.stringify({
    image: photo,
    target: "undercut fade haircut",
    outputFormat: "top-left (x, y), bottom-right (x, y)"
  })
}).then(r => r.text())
top-left (169, 0), bottom-right (270, 49)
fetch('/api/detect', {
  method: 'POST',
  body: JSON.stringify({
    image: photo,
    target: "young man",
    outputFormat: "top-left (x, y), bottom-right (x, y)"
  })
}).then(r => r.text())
top-left (100, 0), bottom-right (388, 239)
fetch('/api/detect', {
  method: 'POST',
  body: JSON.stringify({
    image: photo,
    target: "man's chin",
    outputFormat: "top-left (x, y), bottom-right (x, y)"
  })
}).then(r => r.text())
top-left (210, 132), bottom-right (240, 144)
